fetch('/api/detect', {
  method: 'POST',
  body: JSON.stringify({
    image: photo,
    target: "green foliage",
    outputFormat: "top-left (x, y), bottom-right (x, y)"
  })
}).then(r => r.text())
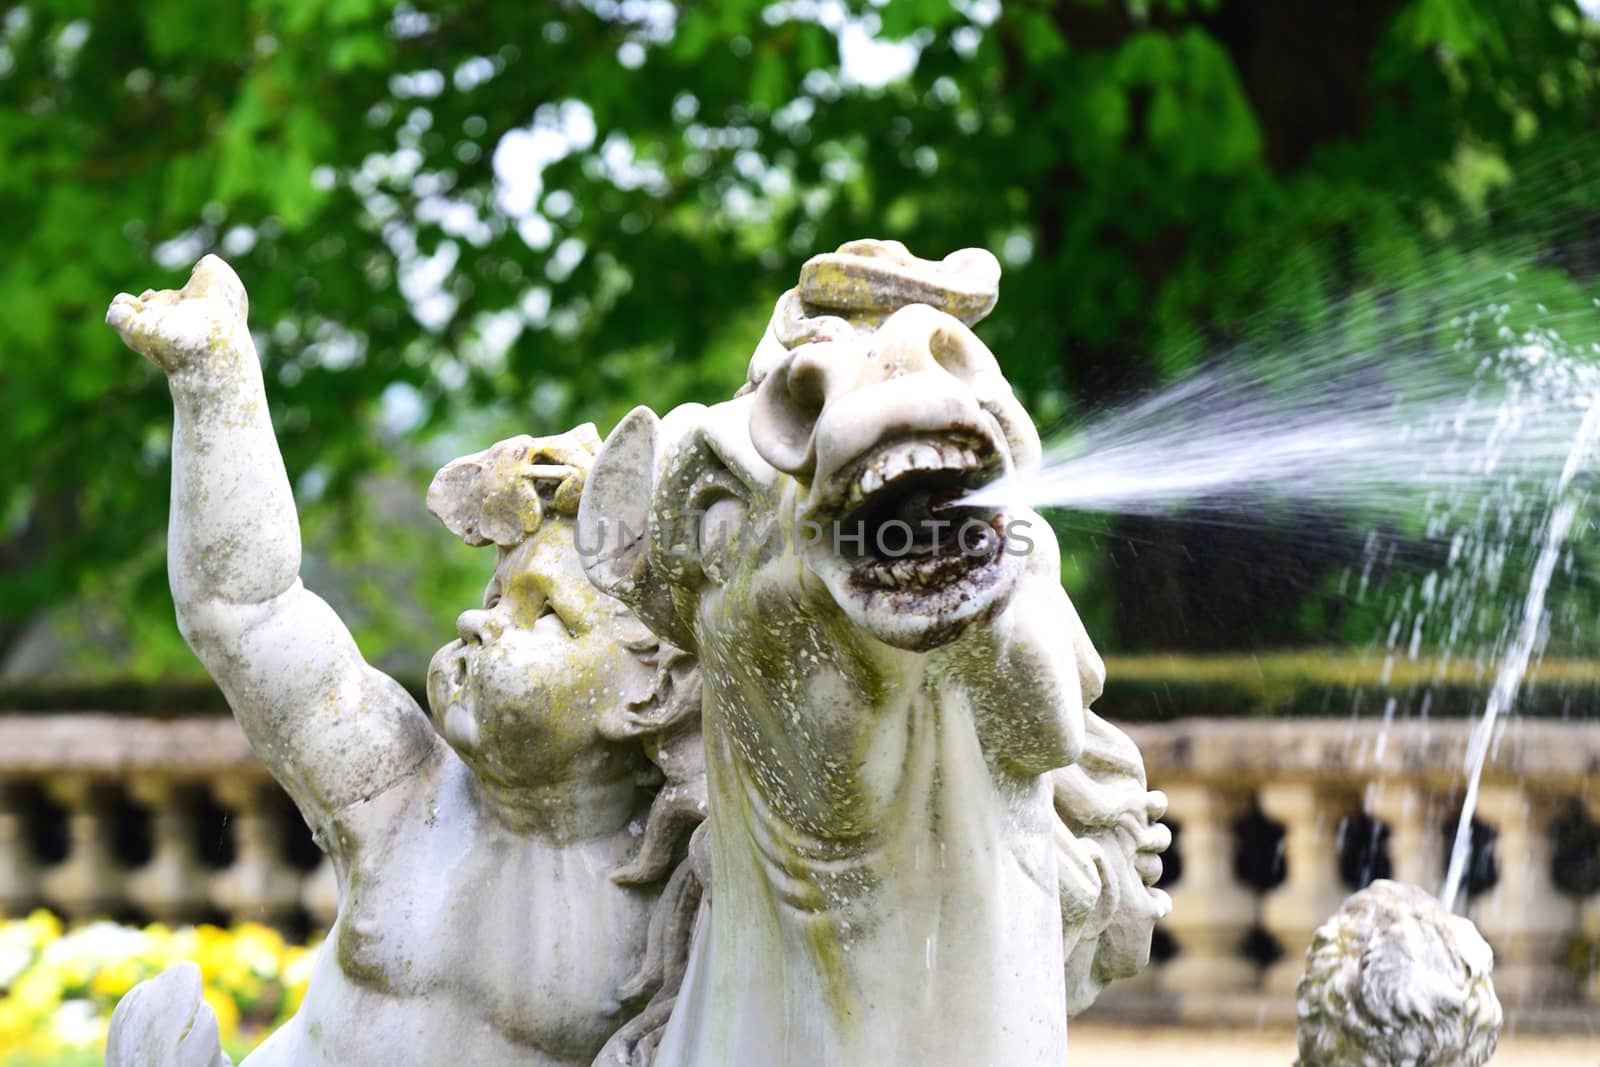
top-left (3, 0), bottom-right (1600, 669)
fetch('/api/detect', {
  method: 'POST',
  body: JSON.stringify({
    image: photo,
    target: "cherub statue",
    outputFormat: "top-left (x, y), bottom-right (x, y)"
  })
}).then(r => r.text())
top-left (103, 245), bottom-right (1166, 1067)
top-left (104, 257), bottom-right (702, 1067)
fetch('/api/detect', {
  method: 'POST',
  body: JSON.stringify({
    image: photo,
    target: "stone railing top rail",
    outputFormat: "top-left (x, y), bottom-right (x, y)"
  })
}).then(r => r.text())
top-left (0, 713), bottom-right (266, 779)
top-left (2, 713), bottom-right (1596, 785)
top-left (1124, 718), bottom-right (1600, 786)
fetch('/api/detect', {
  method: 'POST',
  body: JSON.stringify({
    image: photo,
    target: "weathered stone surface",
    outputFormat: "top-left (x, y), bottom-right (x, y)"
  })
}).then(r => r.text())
top-left (1054, 710), bottom-right (1173, 1015)
top-left (796, 239), bottom-right (1001, 327)
top-left (426, 427), bottom-right (600, 547)
top-left (97, 243), bottom-right (1171, 1067)
top-left (1122, 717), bottom-right (1600, 786)
top-left (0, 715), bottom-right (262, 777)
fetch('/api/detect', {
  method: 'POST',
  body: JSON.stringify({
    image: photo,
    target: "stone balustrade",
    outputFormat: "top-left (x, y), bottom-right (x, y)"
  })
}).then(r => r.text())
top-left (0, 714), bottom-right (337, 935)
top-left (1111, 717), bottom-right (1600, 1031)
top-left (0, 713), bottom-right (1596, 1029)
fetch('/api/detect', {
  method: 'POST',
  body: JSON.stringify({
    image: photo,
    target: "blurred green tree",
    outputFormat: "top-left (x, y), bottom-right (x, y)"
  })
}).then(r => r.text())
top-left (2, 0), bottom-right (1598, 671)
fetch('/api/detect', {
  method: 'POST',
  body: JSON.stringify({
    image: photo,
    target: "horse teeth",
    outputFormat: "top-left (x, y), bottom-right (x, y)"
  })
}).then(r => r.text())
top-left (871, 560), bottom-right (913, 588)
top-left (859, 541), bottom-right (980, 591)
top-left (843, 436), bottom-right (995, 510)
top-left (882, 450), bottom-right (913, 483)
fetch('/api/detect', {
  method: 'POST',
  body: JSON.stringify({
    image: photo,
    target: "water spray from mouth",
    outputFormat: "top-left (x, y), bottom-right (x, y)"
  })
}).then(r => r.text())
top-left (963, 297), bottom-right (1600, 911)
top-left (962, 330), bottom-right (1600, 521)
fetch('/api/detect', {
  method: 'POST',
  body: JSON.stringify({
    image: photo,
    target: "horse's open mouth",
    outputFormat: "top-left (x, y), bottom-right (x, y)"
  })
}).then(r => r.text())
top-left (802, 430), bottom-right (1022, 652)
top-left (824, 433), bottom-right (1006, 591)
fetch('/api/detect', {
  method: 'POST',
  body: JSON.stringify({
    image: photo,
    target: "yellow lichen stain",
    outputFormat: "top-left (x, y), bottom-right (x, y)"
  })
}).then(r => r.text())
top-left (803, 260), bottom-right (880, 311)
top-left (800, 909), bottom-right (857, 1028)
top-left (722, 736), bottom-right (861, 1033)
top-left (335, 879), bottom-right (395, 993)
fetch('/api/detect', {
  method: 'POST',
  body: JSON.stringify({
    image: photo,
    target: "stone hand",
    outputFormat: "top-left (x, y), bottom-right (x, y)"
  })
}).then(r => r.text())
top-left (1130, 789), bottom-right (1171, 888)
top-left (106, 254), bottom-right (250, 375)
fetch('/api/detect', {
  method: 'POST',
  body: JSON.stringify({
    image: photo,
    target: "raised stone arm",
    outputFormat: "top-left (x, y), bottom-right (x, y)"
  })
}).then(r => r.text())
top-left (107, 256), bottom-right (440, 845)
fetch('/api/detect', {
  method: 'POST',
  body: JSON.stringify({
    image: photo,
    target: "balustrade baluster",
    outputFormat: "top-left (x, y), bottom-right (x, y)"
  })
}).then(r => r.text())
top-left (39, 776), bottom-right (128, 919)
top-left (1155, 781), bottom-right (1258, 1018)
top-left (1258, 781), bottom-right (1353, 995)
top-left (1470, 784), bottom-right (1576, 1003)
top-left (209, 778), bottom-right (302, 928)
top-left (1579, 894), bottom-right (1600, 1006)
top-left (1582, 792), bottom-right (1600, 1006)
top-left (0, 782), bottom-right (41, 915)
top-left (126, 777), bottom-right (211, 924)
top-left (1365, 782), bottom-right (1443, 889)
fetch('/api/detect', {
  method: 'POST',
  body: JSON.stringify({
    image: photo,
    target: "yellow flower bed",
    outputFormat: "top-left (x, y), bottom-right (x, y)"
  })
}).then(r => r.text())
top-left (0, 911), bottom-right (318, 1064)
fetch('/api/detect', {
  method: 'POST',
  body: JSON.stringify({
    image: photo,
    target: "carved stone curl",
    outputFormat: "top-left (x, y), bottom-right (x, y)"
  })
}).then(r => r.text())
top-left (1296, 879), bottom-right (1502, 1067)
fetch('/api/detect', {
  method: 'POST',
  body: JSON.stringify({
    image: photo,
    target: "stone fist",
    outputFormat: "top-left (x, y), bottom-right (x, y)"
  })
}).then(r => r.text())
top-left (106, 962), bottom-right (232, 1067)
top-left (107, 254), bottom-right (250, 375)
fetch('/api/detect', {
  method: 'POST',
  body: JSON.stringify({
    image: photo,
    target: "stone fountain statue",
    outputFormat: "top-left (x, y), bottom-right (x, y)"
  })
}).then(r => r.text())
top-left (576, 240), bottom-right (1170, 1065)
top-left (103, 258), bottom-right (703, 1066)
top-left (102, 242), bottom-right (1171, 1066)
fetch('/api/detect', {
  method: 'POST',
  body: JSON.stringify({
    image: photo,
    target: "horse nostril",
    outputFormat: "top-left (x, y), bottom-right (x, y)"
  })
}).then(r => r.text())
top-left (752, 349), bottom-right (826, 477)
top-left (928, 325), bottom-right (978, 382)
top-left (787, 348), bottom-right (831, 410)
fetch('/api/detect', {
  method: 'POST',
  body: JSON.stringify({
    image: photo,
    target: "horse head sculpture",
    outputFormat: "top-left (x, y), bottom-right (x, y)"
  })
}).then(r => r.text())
top-left (578, 240), bottom-right (1164, 1066)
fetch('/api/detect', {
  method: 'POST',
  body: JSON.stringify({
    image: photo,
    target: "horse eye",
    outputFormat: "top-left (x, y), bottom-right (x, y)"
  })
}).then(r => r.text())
top-left (699, 496), bottom-right (747, 585)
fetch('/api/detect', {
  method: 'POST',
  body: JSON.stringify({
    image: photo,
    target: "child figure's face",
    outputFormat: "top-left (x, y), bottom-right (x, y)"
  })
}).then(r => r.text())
top-left (426, 516), bottom-right (656, 794)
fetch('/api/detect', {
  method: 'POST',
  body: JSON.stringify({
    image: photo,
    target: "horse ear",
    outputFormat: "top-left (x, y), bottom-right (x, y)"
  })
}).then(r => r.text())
top-left (580, 406), bottom-right (697, 651)
top-left (580, 407), bottom-right (659, 594)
